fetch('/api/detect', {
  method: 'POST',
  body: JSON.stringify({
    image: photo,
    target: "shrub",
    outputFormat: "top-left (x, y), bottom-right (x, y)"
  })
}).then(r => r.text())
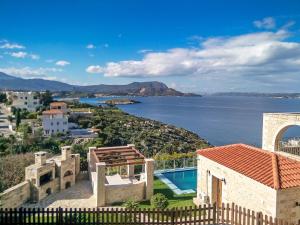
top-left (123, 199), bottom-right (139, 209)
top-left (150, 193), bottom-right (169, 209)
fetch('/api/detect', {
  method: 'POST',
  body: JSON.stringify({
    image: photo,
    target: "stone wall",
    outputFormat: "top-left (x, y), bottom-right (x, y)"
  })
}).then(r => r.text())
top-left (196, 155), bottom-right (277, 217)
top-left (262, 113), bottom-right (300, 151)
top-left (105, 182), bottom-right (145, 205)
top-left (277, 187), bottom-right (300, 223)
top-left (0, 181), bottom-right (30, 208)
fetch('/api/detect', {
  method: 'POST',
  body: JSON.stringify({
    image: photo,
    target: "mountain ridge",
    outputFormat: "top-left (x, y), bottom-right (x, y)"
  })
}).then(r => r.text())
top-left (0, 72), bottom-right (198, 96)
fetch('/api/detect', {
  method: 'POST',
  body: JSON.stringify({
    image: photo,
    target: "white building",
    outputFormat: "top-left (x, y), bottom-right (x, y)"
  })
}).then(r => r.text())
top-left (6, 91), bottom-right (41, 112)
top-left (42, 109), bottom-right (68, 135)
top-left (50, 102), bottom-right (68, 114)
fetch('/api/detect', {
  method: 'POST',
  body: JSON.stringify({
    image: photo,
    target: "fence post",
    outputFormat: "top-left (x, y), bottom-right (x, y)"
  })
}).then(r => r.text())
top-left (59, 207), bottom-right (63, 225)
top-left (213, 203), bottom-right (217, 224)
top-left (18, 207), bottom-right (23, 225)
top-left (171, 208), bottom-right (176, 225)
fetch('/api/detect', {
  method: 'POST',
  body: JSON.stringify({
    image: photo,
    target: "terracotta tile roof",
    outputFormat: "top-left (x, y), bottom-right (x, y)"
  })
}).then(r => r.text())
top-left (42, 109), bottom-right (64, 115)
top-left (197, 143), bottom-right (300, 190)
top-left (50, 102), bottom-right (67, 107)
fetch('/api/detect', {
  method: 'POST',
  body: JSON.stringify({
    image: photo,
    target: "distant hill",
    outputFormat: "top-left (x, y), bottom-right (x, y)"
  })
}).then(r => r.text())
top-left (0, 72), bottom-right (199, 96)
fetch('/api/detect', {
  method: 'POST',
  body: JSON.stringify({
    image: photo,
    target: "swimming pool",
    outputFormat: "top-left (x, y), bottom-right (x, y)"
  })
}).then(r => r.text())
top-left (155, 168), bottom-right (197, 194)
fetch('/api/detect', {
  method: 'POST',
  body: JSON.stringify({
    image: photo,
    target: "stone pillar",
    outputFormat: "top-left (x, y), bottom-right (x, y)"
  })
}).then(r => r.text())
top-left (145, 158), bottom-right (154, 200)
top-left (35, 151), bottom-right (47, 165)
top-left (127, 164), bottom-right (135, 178)
top-left (96, 162), bottom-right (106, 207)
top-left (61, 146), bottom-right (72, 161)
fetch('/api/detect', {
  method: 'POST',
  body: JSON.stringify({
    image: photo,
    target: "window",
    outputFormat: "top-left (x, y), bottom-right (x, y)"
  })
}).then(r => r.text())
top-left (24, 102), bottom-right (27, 105)
top-left (57, 122), bottom-right (60, 125)
top-left (51, 122), bottom-right (53, 126)
top-left (25, 97), bottom-right (28, 100)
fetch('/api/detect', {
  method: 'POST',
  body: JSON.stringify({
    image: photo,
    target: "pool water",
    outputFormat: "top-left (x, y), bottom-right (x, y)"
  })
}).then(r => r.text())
top-left (162, 169), bottom-right (197, 191)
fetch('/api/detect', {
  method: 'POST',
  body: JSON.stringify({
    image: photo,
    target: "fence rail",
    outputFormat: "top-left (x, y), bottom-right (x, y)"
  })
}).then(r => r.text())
top-left (0, 203), bottom-right (296, 225)
top-left (154, 157), bottom-right (196, 171)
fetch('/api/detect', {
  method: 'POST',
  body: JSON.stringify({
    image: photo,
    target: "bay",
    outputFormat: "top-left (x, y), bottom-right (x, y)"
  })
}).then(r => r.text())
top-left (80, 96), bottom-right (300, 146)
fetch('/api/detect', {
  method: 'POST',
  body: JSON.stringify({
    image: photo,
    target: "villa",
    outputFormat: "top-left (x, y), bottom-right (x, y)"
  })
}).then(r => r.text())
top-left (194, 112), bottom-right (300, 224)
top-left (6, 91), bottom-right (41, 112)
top-left (42, 109), bottom-right (69, 135)
top-left (88, 144), bottom-right (154, 206)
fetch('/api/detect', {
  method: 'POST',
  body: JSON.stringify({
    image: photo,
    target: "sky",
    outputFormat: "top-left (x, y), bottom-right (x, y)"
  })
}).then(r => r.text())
top-left (1, 0), bottom-right (300, 93)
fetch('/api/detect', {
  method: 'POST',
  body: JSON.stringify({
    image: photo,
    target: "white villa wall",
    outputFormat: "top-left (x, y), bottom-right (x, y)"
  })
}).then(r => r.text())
top-left (7, 92), bottom-right (40, 112)
top-left (196, 155), bottom-right (277, 217)
top-left (42, 114), bottom-right (68, 135)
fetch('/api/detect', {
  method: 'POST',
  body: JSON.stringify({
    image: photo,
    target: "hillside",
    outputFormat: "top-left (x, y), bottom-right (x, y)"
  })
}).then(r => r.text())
top-left (0, 72), bottom-right (198, 96)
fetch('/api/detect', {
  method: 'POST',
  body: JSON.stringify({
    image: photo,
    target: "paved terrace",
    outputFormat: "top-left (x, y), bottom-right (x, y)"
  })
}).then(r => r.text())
top-left (22, 180), bottom-right (95, 208)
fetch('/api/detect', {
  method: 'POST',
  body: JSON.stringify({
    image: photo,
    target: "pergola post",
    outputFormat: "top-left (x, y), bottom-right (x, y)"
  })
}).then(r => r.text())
top-left (96, 162), bottom-right (106, 207)
top-left (145, 158), bottom-right (154, 200)
top-left (127, 164), bottom-right (135, 178)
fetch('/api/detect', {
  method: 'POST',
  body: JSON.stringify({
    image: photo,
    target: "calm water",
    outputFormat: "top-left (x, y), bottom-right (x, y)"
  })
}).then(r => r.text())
top-left (162, 169), bottom-right (197, 191)
top-left (80, 96), bottom-right (300, 146)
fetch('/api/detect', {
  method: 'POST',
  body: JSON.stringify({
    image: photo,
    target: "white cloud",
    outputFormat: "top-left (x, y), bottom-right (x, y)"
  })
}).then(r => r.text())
top-left (30, 54), bottom-right (40, 60)
top-left (7, 51), bottom-right (39, 60)
top-left (55, 60), bottom-right (70, 66)
top-left (138, 49), bottom-right (153, 54)
top-left (103, 43), bottom-right (109, 48)
top-left (86, 65), bottom-right (103, 73)
top-left (10, 51), bottom-right (27, 58)
top-left (86, 44), bottom-right (96, 49)
top-left (253, 17), bottom-right (276, 29)
top-left (85, 29), bottom-right (300, 82)
top-left (0, 67), bottom-right (62, 79)
top-left (0, 42), bottom-right (25, 49)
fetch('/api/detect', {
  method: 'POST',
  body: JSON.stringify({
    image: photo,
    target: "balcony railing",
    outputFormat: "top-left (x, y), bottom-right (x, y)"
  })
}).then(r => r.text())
top-left (279, 138), bottom-right (300, 156)
top-left (154, 157), bottom-right (196, 171)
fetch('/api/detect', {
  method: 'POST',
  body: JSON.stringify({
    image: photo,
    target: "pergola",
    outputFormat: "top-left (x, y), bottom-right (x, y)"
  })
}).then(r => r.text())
top-left (91, 145), bottom-right (145, 167)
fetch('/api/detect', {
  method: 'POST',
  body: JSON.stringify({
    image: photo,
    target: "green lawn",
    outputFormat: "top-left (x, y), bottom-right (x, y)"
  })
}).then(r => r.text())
top-left (112, 176), bottom-right (196, 208)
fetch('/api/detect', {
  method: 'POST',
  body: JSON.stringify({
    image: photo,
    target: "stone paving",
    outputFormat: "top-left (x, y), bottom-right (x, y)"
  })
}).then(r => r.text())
top-left (22, 180), bottom-right (96, 208)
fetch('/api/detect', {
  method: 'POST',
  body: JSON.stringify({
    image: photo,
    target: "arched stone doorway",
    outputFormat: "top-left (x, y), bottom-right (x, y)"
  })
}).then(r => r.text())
top-left (262, 113), bottom-right (300, 151)
top-left (65, 181), bottom-right (71, 189)
top-left (46, 188), bottom-right (52, 195)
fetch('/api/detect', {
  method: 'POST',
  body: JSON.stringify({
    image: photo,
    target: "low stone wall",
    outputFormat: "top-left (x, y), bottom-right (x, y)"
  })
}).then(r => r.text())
top-left (0, 181), bottom-right (31, 208)
top-left (105, 181), bottom-right (145, 205)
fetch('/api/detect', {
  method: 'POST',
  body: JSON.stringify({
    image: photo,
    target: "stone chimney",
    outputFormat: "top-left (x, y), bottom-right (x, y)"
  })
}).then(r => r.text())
top-left (35, 151), bottom-right (47, 166)
top-left (61, 146), bottom-right (72, 161)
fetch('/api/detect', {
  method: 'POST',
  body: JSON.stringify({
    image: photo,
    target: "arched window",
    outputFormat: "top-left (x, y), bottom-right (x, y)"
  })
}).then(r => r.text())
top-left (64, 170), bottom-right (73, 177)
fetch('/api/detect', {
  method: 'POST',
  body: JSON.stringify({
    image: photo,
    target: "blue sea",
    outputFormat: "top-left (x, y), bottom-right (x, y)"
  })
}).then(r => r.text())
top-left (80, 96), bottom-right (300, 146)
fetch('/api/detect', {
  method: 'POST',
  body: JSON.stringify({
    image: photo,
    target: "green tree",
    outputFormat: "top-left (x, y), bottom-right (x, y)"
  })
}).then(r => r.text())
top-left (0, 93), bottom-right (7, 103)
top-left (15, 109), bottom-right (21, 129)
top-left (40, 90), bottom-right (53, 107)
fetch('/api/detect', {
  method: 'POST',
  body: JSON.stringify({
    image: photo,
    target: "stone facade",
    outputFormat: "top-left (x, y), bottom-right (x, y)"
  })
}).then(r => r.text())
top-left (262, 113), bottom-right (300, 151)
top-left (0, 146), bottom-right (80, 208)
top-left (195, 155), bottom-right (277, 216)
top-left (277, 187), bottom-right (300, 223)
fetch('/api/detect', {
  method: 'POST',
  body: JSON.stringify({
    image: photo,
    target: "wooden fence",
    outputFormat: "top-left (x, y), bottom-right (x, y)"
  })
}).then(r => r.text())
top-left (0, 203), bottom-right (296, 225)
